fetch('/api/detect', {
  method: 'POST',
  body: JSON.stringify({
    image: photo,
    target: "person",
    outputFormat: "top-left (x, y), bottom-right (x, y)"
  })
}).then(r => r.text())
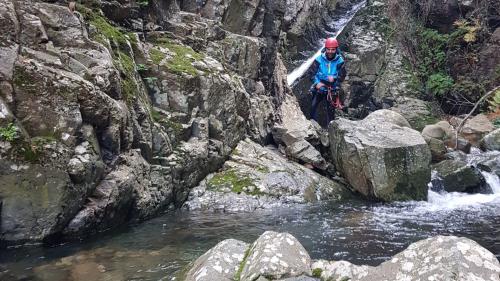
top-left (308, 37), bottom-right (346, 125)
top-left (196, 0), bottom-right (206, 16)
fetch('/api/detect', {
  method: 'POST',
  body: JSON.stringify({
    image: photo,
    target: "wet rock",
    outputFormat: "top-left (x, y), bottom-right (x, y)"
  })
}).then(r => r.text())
top-left (239, 231), bottom-right (311, 281)
top-left (184, 139), bottom-right (352, 212)
top-left (330, 109), bottom-right (431, 201)
top-left (432, 159), bottom-right (489, 194)
top-left (63, 150), bottom-right (150, 237)
top-left (480, 128), bottom-right (500, 151)
top-left (358, 236), bottom-right (500, 281)
top-left (0, 161), bottom-right (80, 242)
top-left (185, 239), bottom-right (249, 281)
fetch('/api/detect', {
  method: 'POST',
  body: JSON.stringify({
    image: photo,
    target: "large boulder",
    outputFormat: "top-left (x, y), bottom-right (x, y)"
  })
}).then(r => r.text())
top-left (329, 109), bottom-right (431, 201)
top-left (185, 239), bottom-right (249, 281)
top-left (239, 231), bottom-right (312, 281)
top-left (312, 236), bottom-right (500, 281)
top-left (184, 139), bottom-right (353, 212)
top-left (364, 236), bottom-right (500, 281)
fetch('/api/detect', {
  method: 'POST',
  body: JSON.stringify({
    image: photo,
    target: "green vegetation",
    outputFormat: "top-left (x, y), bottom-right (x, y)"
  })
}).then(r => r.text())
top-left (487, 88), bottom-right (500, 112)
top-left (425, 73), bottom-right (454, 97)
top-left (150, 107), bottom-right (162, 122)
top-left (137, 0), bottom-right (149, 7)
top-left (153, 38), bottom-right (204, 76)
top-left (136, 63), bottom-right (148, 72)
top-left (115, 51), bottom-right (138, 101)
top-left (77, 4), bottom-right (140, 102)
top-left (208, 169), bottom-right (261, 195)
top-left (234, 246), bottom-right (251, 281)
top-left (149, 48), bottom-right (166, 65)
top-left (0, 123), bottom-right (17, 141)
top-left (77, 5), bottom-right (130, 47)
top-left (312, 268), bottom-right (323, 278)
top-left (492, 117), bottom-right (500, 128)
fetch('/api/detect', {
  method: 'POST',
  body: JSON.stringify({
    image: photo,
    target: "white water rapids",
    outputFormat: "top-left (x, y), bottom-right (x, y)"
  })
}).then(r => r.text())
top-left (286, 1), bottom-right (367, 86)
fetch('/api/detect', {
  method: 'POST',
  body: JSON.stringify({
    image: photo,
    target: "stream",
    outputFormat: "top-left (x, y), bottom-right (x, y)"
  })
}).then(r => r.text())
top-left (1, 174), bottom-right (499, 280)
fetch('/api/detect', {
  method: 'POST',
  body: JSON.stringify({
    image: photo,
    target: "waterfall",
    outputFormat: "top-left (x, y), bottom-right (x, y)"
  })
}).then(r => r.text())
top-left (286, 1), bottom-right (367, 86)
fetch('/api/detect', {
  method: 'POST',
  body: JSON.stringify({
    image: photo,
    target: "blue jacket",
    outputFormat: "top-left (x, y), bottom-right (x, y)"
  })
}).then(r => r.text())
top-left (310, 50), bottom-right (346, 85)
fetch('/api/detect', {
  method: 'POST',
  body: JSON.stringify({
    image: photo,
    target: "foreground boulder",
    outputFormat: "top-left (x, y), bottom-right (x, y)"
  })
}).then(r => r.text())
top-left (186, 232), bottom-right (500, 281)
top-left (184, 139), bottom-right (353, 212)
top-left (329, 109), bottom-right (431, 201)
top-left (185, 231), bottom-right (312, 281)
top-left (185, 239), bottom-right (249, 281)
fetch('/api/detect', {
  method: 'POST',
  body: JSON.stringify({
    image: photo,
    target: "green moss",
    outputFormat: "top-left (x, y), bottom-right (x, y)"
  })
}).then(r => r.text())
top-left (208, 169), bottom-right (260, 195)
top-left (312, 268), bottom-right (323, 278)
top-left (411, 114), bottom-right (438, 132)
top-left (153, 38), bottom-right (205, 76)
top-left (114, 51), bottom-right (138, 101)
top-left (78, 5), bottom-right (130, 47)
top-left (149, 48), bottom-right (166, 65)
top-left (150, 108), bottom-right (162, 122)
top-left (339, 277), bottom-right (351, 281)
top-left (234, 246), bottom-right (251, 281)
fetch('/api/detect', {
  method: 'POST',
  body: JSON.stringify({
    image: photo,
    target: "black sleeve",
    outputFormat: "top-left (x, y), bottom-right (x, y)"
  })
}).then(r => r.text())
top-left (308, 60), bottom-right (319, 83)
top-left (338, 61), bottom-right (346, 82)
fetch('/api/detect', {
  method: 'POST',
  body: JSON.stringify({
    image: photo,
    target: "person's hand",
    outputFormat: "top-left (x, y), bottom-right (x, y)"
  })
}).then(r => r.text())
top-left (328, 76), bottom-right (335, 82)
top-left (315, 82), bottom-right (325, 90)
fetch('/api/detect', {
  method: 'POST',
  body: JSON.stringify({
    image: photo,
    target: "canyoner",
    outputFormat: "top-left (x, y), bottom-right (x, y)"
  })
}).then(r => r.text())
top-left (307, 37), bottom-right (346, 126)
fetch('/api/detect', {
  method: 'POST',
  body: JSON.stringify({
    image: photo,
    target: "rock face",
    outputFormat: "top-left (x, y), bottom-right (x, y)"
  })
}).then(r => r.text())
top-left (187, 232), bottom-right (500, 281)
top-left (329, 109), bottom-right (432, 201)
top-left (184, 139), bottom-right (353, 212)
top-left (0, 0), bottom-right (289, 243)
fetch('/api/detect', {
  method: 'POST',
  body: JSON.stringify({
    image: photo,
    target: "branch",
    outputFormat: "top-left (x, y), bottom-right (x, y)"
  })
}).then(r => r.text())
top-left (455, 85), bottom-right (500, 148)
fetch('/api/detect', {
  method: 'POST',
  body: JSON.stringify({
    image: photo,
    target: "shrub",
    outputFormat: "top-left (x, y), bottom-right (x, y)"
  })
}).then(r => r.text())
top-left (0, 123), bottom-right (17, 142)
top-left (426, 73), bottom-right (454, 97)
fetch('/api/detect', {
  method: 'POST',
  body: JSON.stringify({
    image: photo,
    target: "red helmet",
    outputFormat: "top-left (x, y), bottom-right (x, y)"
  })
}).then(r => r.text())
top-left (325, 37), bottom-right (339, 48)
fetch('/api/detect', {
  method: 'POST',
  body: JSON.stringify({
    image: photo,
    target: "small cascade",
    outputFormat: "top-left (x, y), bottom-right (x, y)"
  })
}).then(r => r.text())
top-left (286, 1), bottom-right (366, 86)
top-left (424, 150), bottom-right (500, 211)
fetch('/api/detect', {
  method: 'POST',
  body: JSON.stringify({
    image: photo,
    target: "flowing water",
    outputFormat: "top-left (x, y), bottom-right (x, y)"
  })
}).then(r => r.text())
top-left (1, 171), bottom-right (499, 280)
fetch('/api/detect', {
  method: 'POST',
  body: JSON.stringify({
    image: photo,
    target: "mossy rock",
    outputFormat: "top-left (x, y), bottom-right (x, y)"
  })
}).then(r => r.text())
top-left (151, 37), bottom-right (205, 76)
top-left (207, 169), bottom-right (261, 195)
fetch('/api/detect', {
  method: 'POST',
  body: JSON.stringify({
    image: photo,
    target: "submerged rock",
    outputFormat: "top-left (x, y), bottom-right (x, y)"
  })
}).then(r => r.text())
top-left (329, 109), bottom-right (431, 201)
top-left (184, 139), bottom-right (353, 212)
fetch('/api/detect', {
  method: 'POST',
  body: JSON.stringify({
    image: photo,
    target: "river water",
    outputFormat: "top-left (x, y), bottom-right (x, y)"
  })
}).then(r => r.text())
top-left (1, 171), bottom-right (499, 280)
